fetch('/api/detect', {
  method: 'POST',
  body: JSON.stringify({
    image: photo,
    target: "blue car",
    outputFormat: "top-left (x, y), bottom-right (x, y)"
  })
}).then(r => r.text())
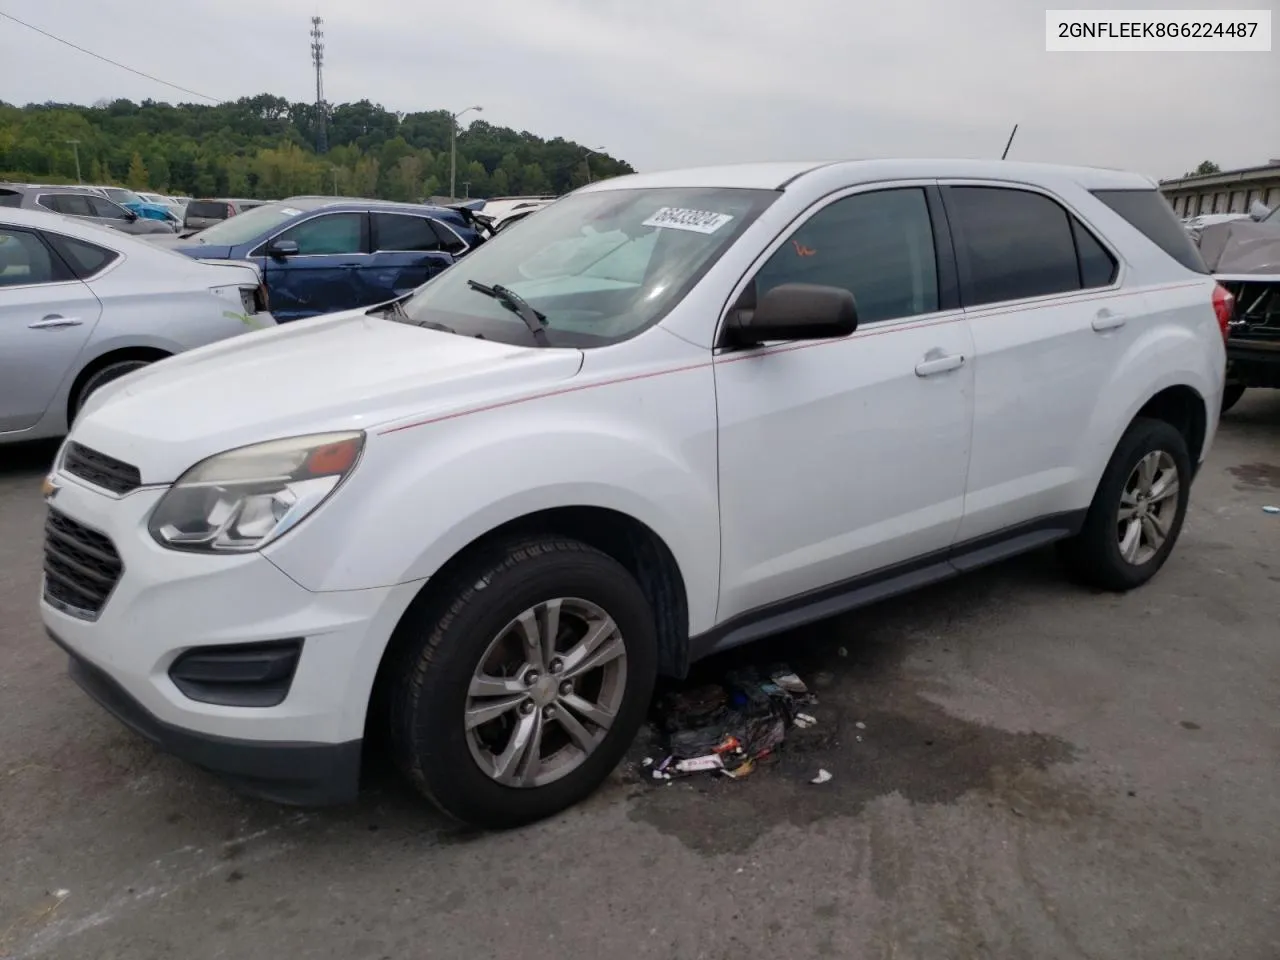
top-left (155, 197), bottom-right (484, 322)
top-left (94, 186), bottom-right (177, 223)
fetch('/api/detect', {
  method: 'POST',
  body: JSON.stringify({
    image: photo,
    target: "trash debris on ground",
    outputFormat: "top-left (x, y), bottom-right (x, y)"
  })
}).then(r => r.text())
top-left (646, 663), bottom-right (822, 781)
top-left (811, 768), bottom-right (833, 784)
top-left (855, 721), bottom-right (867, 730)
top-left (1263, 505), bottom-right (1280, 514)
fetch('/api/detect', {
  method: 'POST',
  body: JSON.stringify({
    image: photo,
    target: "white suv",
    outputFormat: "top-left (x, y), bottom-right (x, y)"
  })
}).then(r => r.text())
top-left (39, 159), bottom-right (1228, 828)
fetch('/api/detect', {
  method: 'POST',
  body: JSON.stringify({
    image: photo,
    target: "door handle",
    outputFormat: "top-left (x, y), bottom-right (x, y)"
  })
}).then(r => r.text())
top-left (1091, 310), bottom-right (1127, 332)
top-left (915, 354), bottom-right (965, 377)
top-left (28, 315), bottom-right (83, 329)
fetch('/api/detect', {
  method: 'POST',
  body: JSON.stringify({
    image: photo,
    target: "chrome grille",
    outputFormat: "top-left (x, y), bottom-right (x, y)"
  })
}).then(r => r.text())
top-left (42, 509), bottom-right (123, 621)
top-left (63, 442), bottom-right (142, 495)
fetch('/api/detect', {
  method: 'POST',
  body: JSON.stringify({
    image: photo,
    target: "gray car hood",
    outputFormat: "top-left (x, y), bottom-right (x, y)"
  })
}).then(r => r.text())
top-left (1196, 219), bottom-right (1280, 277)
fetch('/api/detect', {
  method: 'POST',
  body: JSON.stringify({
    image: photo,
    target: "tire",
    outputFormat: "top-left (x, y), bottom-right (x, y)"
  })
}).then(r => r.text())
top-left (1058, 417), bottom-right (1192, 592)
top-left (1221, 383), bottom-right (1246, 414)
top-left (388, 537), bottom-right (658, 829)
top-left (70, 358), bottom-right (156, 423)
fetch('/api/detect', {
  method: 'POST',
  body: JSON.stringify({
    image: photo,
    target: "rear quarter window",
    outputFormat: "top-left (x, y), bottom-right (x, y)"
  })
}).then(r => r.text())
top-left (45, 233), bottom-right (121, 278)
top-left (0, 190), bottom-right (21, 208)
top-left (1091, 189), bottom-right (1209, 274)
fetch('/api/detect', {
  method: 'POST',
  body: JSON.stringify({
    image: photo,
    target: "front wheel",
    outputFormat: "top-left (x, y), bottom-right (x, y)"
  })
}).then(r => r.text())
top-left (388, 538), bottom-right (658, 829)
top-left (1058, 417), bottom-right (1191, 591)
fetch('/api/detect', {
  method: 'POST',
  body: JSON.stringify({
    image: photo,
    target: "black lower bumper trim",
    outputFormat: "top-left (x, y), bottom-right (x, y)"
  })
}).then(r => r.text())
top-left (50, 630), bottom-right (361, 806)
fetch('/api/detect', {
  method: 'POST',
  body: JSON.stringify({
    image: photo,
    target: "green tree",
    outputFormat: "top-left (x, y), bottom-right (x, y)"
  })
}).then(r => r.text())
top-left (126, 151), bottom-right (149, 188)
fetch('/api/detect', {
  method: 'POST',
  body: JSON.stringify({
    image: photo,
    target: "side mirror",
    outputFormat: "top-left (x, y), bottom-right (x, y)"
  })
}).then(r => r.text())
top-left (726, 282), bottom-right (858, 346)
top-left (267, 239), bottom-right (300, 258)
top-left (1249, 199), bottom-right (1272, 222)
top-left (123, 209), bottom-right (138, 221)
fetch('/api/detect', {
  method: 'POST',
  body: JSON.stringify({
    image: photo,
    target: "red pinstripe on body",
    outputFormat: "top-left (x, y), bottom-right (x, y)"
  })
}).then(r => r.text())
top-left (375, 280), bottom-right (1211, 436)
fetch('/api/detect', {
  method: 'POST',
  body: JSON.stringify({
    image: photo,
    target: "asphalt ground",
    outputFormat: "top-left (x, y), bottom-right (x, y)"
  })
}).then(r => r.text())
top-left (2, 393), bottom-right (1278, 960)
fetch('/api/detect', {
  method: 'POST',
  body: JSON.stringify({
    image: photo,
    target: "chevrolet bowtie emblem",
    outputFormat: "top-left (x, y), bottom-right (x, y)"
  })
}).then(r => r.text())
top-left (41, 475), bottom-right (59, 501)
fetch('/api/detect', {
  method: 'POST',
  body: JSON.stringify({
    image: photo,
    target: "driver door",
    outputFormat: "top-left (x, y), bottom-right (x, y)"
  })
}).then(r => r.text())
top-left (713, 183), bottom-right (976, 623)
top-left (258, 212), bottom-right (368, 322)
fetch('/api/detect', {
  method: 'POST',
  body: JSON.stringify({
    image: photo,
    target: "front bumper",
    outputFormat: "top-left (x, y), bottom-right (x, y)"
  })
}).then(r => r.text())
top-left (38, 471), bottom-right (425, 804)
top-left (50, 629), bottom-right (361, 805)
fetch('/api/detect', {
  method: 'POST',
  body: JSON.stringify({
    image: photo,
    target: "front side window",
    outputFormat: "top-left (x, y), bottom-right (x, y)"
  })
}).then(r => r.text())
top-left (395, 186), bottom-right (777, 347)
top-left (104, 188), bottom-right (143, 206)
top-left (430, 220), bottom-right (468, 255)
top-left (752, 187), bottom-right (940, 324)
top-left (276, 213), bottom-right (365, 255)
top-left (946, 186), bottom-right (1082, 306)
top-left (373, 213), bottom-right (441, 252)
top-left (0, 229), bottom-right (63, 287)
top-left (88, 196), bottom-right (129, 220)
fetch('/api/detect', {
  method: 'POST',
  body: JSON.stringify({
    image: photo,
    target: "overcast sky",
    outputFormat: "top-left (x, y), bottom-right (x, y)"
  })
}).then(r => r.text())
top-left (1, 0), bottom-right (1276, 181)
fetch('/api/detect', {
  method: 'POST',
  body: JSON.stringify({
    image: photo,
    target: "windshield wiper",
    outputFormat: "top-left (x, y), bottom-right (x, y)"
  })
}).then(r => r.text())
top-left (467, 280), bottom-right (550, 346)
top-left (369, 298), bottom-right (459, 334)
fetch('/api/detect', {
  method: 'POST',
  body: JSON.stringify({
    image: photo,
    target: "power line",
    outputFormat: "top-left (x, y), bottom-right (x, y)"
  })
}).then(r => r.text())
top-left (0, 9), bottom-right (223, 103)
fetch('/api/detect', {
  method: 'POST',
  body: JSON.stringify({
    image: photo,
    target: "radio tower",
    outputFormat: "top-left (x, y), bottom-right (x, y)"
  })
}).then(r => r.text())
top-left (310, 16), bottom-right (328, 154)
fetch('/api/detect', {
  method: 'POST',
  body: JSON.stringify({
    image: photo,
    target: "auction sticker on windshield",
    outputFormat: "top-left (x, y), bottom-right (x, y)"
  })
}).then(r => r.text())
top-left (642, 207), bottom-right (734, 234)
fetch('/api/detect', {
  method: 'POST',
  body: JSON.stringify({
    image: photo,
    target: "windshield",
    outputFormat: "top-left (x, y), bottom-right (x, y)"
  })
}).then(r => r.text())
top-left (396, 187), bottom-right (777, 346)
top-left (105, 188), bottom-right (143, 205)
top-left (188, 201), bottom-right (307, 245)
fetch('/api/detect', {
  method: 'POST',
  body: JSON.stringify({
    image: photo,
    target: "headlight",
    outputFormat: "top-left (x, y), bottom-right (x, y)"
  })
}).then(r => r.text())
top-left (148, 432), bottom-right (364, 553)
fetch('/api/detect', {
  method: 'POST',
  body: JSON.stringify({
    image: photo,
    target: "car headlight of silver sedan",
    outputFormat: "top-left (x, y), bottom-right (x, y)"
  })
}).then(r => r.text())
top-left (148, 432), bottom-right (364, 553)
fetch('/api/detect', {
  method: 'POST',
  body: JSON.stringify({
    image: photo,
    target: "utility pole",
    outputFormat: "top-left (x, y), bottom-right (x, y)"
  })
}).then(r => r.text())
top-left (583, 145), bottom-right (605, 184)
top-left (462, 181), bottom-right (470, 199)
top-left (64, 140), bottom-right (82, 183)
top-left (450, 105), bottom-right (482, 201)
top-left (310, 16), bottom-right (328, 154)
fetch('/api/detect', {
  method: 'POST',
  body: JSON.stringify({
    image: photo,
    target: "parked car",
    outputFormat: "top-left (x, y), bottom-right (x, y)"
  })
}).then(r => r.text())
top-left (0, 183), bottom-right (176, 236)
top-left (476, 195), bottom-right (558, 232)
top-left (182, 198), bottom-right (265, 234)
top-left (1193, 200), bottom-right (1280, 411)
top-left (40, 159), bottom-right (1225, 829)
top-left (0, 207), bottom-right (273, 443)
top-left (154, 196), bottom-right (484, 321)
top-left (78, 185), bottom-right (175, 223)
top-left (138, 192), bottom-right (187, 223)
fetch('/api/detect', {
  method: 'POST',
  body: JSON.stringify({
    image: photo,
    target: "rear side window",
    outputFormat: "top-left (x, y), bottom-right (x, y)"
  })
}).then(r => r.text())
top-left (1091, 188), bottom-right (1209, 274)
top-left (186, 201), bottom-right (229, 220)
top-left (946, 187), bottom-right (1082, 306)
top-left (0, 228), bottom-right (68, 286)
top-left (373, 213), bottom-right (441, 252)
top-left (45, 233), bottom-right (120, 278)
top-left (0, 190), bottom-right (21, 208)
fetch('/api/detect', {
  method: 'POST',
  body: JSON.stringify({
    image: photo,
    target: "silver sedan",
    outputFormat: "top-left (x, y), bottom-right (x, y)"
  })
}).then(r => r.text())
top-left (1, 207), bottom-right (276, 444)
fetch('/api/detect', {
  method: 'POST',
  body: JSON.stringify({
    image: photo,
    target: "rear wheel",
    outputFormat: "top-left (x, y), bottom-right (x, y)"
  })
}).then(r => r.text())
top-left (1058, 417), bottom-right (1191, 591)
top-left (1221, 383), bottom-right (1246, 413)
top-left (70, 358), bottom-right (157, 422)
top-left (388, 537), bottom-right (658, 829)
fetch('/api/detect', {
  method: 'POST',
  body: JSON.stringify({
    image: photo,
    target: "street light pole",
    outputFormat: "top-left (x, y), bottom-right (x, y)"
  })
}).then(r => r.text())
top-left (450, 105), bottom-right (483, 201)
top-left (583, 145), bottom-right (606, 184)
top-left (65, 140), bottom-right (82, 183)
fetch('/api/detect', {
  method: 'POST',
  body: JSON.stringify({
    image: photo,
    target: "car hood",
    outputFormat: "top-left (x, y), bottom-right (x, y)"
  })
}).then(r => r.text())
top-left (144, 237), bottom-right (236, 258)
top-left (68, 309), bottom-right (585, 484)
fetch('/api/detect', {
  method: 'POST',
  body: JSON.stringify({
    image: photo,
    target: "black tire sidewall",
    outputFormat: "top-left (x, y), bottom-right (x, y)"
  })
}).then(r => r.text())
top-left (73, 360), bottom-right (151, 420)
top-left (1084, 418), bottom-right (1192, 589)
top-left (396, 541), bottom-right (658, 829)
top-left (1221, 383), bottom-right (1246, 414)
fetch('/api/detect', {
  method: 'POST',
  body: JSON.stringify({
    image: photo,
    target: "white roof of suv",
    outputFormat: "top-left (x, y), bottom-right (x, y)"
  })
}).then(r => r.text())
top-left (579, 159), bottom-right (1157, 193)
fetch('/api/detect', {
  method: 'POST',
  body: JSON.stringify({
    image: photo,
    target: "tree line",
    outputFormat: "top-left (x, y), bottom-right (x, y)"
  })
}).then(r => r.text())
top-left (0, 94), bottom-right (636, 201)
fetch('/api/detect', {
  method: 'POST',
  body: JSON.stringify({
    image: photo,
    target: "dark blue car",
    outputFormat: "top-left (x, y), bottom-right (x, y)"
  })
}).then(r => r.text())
top-left (156, 196), bottom-right (484, 322)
